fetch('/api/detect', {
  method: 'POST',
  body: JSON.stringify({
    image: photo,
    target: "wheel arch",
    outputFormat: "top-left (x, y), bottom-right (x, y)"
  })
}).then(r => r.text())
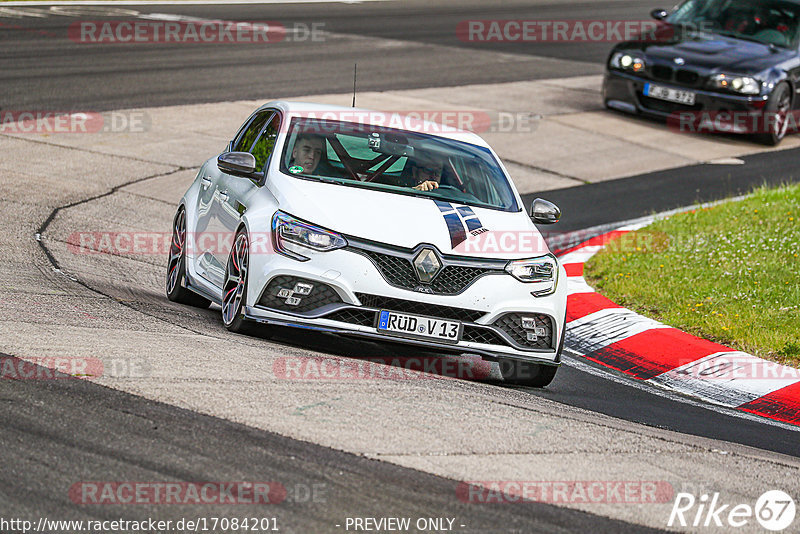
top-left (766, 70), bottom-right (795, 107)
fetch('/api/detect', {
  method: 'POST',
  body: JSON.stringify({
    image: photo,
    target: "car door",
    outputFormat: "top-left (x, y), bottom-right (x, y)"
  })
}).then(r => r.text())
top-left (211, 110), bottom-right (281, 279)
top-left (193, 109), bottom-right (272, 287)
top-left (191, 161), bottom-right (222, 285)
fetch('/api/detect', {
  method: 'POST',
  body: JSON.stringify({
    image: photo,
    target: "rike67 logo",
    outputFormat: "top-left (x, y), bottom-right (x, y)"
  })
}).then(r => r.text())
top-left (669, 490), bottom-right (795, 531)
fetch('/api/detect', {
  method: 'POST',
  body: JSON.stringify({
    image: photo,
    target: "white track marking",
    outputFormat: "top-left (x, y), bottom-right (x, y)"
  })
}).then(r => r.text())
top-left (559, 245), bottom-right (603, 265)
top-left (707, 157), bottom-right (745, 165)
top-left (562, 349), bottom-right (800, 432)
top-left (652, 351), bottom-right (800, 408)
top-left (49, 5), bottom-right (141, 16)
top-left (0, 7), bottom-right (49, 18)
top-left (566, 276), bottom-right (595, 295)
top-left (135, 12), bottom-right (307, 35)
top-left (566, 307), bottom-right (670, 351)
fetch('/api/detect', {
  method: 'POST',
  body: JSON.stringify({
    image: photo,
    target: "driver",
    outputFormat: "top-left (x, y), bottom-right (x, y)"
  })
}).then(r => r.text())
top-left (290, 134), bottom-right (325, 173)
top-left (409, 154), bottom-right (445, 191)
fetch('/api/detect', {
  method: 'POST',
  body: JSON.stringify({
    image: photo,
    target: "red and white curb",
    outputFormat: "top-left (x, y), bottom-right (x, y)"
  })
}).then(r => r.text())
top-left (558, 223), bottom-right (800, 427)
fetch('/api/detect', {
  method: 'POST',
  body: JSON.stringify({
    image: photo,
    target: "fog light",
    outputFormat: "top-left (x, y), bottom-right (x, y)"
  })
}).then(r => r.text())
top-left (293, 282), bottom-right (313, 295)
top-left (521, 317), bottom-right (537, 329)
top-left (526, 332), bottom-right (538, 342)
top-left (277, 288), bottom-right (292, 298)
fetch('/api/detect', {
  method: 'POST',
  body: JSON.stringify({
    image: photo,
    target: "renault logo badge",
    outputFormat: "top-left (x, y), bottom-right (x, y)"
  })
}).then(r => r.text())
top-left (412, 248), bottom-right (441, 283)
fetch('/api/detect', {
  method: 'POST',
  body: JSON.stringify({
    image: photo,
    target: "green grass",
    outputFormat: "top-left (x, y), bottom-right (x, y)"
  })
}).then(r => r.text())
top-left (584, 183), bottom-right (800, 366)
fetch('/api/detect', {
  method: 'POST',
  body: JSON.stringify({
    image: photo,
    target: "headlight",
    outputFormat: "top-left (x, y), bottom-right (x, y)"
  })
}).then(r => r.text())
top-left (272, 211), bottom-right (347, 261)
top-left (610, 52), bottom-right (646, 73)
top-left (505, 254), bottom-right (558, 296)
top-left (708, 74), bottom-right (761, 95)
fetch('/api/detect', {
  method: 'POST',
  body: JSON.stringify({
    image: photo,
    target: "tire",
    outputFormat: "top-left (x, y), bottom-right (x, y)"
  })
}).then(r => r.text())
top-left (166, 208), bottom-right (211, 308)
top-left (499, 359), bottom-right (559, 388)
top-left (221, 228), bottom-right (261, 335)
top-left (555, 316), bottom-right (567, 362)
top-left (755, 82), bottom-right (792, 146)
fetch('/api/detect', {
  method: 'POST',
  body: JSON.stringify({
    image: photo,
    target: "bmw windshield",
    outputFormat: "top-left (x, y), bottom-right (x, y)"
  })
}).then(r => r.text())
top-left (667, 0), bottom-right (800, 48)
top-left (280, 117), bottom-right (519, 212)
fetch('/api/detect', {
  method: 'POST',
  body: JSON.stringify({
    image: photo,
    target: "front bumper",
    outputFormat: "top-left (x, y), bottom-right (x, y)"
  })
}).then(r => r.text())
top-left (603, 69), bottom-right (769, 133)
top-left (245, 241), bottom-right (567, 365)
top-left (244, 306), bottom-right (561, 365)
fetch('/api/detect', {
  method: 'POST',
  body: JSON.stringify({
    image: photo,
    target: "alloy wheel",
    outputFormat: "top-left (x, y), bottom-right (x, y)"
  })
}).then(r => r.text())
top-left (166, 209), bottom-right (186, 295)
top-left (222, 232), bottom-right (249, 325)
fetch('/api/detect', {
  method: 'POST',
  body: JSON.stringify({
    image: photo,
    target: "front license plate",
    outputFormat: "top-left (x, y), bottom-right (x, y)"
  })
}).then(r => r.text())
top-left (377, 310), bottom-right (462, 344)
top-left (644, 83), bottom-right (696, 105)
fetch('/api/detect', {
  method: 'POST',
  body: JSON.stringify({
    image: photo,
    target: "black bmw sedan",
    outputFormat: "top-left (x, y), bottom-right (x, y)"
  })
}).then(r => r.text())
top-left (603, 0), bottom-right (800, 145)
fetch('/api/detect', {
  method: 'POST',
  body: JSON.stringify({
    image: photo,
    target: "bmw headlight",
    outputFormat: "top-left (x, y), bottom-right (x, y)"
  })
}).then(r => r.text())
top-left (272, 211), bottom-right (347, 261)
top-left (505, 254), bottom-right (558, 296)
top-left (708, 74), bottom-right (761, 95)
top-left (610, 52), bottom-right (646, 73)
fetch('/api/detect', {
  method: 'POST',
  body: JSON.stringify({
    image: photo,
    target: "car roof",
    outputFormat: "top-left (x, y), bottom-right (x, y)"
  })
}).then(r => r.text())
top-left (258, 100), bottom-right (493, 149)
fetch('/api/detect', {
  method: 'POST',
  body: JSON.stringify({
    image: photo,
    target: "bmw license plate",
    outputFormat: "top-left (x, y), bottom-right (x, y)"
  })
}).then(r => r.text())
top-left (377, 310), bottom-right (462, 344)
top-left (644, 83), bottom-right (696, 105)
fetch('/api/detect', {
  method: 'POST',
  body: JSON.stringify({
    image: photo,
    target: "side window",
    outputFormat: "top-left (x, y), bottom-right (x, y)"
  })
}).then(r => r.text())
top-left (232, 111), bottom-right (272, 153)
top-left (250, 114), bottom-right (280, 172)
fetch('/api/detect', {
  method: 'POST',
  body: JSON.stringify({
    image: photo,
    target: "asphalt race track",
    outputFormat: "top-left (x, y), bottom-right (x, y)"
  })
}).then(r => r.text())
top-left (2, 1), bottom-right (800, 533)
top-left (1, 0), bottom-right (627, 111)
top-left (1, 354), bottom-right (664, 534)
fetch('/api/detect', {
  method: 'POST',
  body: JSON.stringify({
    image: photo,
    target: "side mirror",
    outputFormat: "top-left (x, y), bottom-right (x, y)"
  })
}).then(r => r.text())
top-left (650, 8), bottom-right (669, 20)
top-left (530, 198), bottom-right (561, 224)
top-left (218, 152), bottom-right (257, 176)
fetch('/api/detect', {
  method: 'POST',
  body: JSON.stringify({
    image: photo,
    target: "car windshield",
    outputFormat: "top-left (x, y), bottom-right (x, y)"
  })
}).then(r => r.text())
top-left (280, 117), bottom-right (519, 212)
top-left (667, 0), bottom-right (800, 48)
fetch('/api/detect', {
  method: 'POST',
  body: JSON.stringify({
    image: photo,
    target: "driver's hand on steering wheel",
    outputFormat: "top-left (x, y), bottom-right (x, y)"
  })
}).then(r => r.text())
top-left (413, 180), bottom-right (439, 191)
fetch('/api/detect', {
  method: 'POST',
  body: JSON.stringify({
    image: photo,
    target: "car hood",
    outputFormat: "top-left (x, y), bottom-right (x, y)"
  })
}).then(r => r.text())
top-left (268, 174), bottom-right (549, 259)
top-left (622, 30), bottom-right (792, 73)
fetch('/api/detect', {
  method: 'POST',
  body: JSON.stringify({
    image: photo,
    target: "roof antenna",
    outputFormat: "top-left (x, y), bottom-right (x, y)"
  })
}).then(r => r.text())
top-left (352, 63), bottom-right (357, 108)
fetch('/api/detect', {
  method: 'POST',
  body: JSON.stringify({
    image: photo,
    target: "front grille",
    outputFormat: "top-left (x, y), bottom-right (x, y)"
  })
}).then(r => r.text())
top-left (492, 313), bottom-right (554, 350)
top-left (324, 308), bottom-right (376, 327)
top-left (356, 248), bottom-right (504, 295)
top-left (356, 293), bottom-right (486, 323)
top-left (258, 276), bottom-right (341, 313)
top-left (675, 69), bottom-right (699, 85)
top-left (362, 250), bottom-right (418, 289)
top-left (430, 265), bottom-right (495, 294)
top-left (652, 65), bottom-right (673, 81)
top-left (462, 326), bottom-right (508, 346)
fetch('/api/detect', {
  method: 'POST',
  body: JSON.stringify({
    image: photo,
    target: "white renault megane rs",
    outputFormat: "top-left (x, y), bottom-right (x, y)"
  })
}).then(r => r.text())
top-left (167, 101), bottom-right (567, 386)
